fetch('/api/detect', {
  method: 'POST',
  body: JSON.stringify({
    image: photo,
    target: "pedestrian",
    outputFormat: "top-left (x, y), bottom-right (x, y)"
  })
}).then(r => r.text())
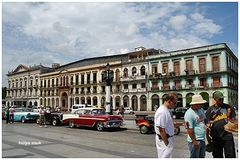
top-left (6, 106), bottom-right (10, 124)
top-left (43, 107), bottom-right (49, 128)
top-left (184, 95), bottom-right (207, 158)
top-left (39, 106), bottom-right (46, 127)
top-left (9, 106), bottom-right (15, 123)
top-left (205, 91), bottom-right (236, 158)
top-left (154, 92), bottom-right (178, 158)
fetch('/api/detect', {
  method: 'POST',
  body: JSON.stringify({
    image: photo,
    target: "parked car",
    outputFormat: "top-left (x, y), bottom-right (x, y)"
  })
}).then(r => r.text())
top-left (115, 107), bottom-right (134, 115)
top-left (36, 111), bottom-right (63, 126)
top-left (123, 107), bottom-right (134, 114)
top-left (135, 114), bottom-right (182, 135)
top-left (13, 108), bottom-right (39, 123)
top-left (32, 106), bottom-right (40, 113)
top-left (172, 107), bottom-right (188, 119)
top-left (71, 104), bottom-right (92, 113)
top-left (62, 108), bottom-right (123, 131)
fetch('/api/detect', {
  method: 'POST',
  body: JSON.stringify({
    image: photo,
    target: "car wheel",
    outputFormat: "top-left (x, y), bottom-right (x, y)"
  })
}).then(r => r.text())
top-left (69, 121), bottom-right (75, 128)
top-left (96, 122), bottom-right (104, 131)
top-left (140, 125), bottom-right (149, 134)
top-left (174, 126), bottom-right (180, 135)
top-left (21, 117), bottom-right (25, 123)
top-left (52, 119), bottom-right (58, 126)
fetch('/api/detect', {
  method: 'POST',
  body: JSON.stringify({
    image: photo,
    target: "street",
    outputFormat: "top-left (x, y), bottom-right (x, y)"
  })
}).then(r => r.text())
top-left (2, 121), bottom-right (238, 158)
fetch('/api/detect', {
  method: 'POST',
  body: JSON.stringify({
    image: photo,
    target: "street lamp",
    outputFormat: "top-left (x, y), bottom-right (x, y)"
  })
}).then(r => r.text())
top-left (105, 63), bottom-right (113, 114)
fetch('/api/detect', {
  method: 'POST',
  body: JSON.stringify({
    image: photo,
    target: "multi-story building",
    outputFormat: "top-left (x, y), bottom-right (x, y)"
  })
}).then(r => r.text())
top-left (148, 43), bottom-right (238, 110)
top-left (6, 43), bottom-right (238, 112)
top-left (6, 64), bottom-right (51, 107)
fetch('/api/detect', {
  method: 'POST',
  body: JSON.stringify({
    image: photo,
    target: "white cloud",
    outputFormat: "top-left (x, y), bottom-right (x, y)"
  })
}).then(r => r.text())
top-left (190, 13), bottom-right (222, 38)
top-left (169, 15), bottom-right (187, 31)
top-left (2, 2), bottom-right (235, 87)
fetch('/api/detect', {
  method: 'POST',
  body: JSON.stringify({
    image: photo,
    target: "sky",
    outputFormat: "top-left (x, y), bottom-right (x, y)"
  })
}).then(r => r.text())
top-left (2, 2), bottom-right (238, 87)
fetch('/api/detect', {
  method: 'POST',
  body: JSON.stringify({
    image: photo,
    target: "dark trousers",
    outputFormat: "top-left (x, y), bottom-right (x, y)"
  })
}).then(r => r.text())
top-left (212, 134), bottom-right (236, 158)
top-left (10, 114), bottom-right (14, 123)
top-left (6, 114), bottom-right (10, 124)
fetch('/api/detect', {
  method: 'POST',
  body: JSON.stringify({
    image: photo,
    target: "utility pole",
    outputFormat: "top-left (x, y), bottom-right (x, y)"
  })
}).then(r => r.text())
top-left (105, 63), bottom-right (114, 114)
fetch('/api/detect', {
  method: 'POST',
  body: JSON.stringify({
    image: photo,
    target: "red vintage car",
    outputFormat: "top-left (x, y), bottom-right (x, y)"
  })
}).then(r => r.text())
top-left (135, 114), bottom-right (182, 135)
top-left (62, 108), bottom-right (123, 131)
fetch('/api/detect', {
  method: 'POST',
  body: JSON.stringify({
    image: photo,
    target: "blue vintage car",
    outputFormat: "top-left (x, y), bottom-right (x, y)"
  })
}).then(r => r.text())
top-left (13, 108), bottom-right (39, 123)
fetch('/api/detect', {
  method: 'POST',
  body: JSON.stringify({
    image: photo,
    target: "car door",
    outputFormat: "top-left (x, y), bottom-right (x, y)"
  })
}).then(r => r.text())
top-left (79, 109), bottom-right (94, 126)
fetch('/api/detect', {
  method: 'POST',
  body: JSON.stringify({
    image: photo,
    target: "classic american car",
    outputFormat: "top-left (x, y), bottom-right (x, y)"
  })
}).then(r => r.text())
top-left (62, 108), bottom-right (123, 131)
top-left (36, 111), bottom-right (63, 126)
top-left (13, 108), bottom-right (39, 123)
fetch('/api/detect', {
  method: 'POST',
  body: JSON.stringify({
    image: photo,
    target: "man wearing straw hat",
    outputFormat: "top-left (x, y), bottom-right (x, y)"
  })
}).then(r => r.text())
top-left (184, 94), bottom-right (207, 158)
top-left (205, 91), bottom-right (236, 158)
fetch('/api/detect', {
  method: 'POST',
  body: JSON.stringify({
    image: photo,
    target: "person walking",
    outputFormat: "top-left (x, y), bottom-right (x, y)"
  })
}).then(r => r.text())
top-left (6, 106), bottom-right (10, 124)
top-left (205, 91), bottom-right (236, 158)
top-left (9, 106), bottom-right (15, 123)
top-left (184, 95), bottom-right (207, 158)
top-left (39, 106), bottom-right (45, 127)
top-left (154, 92), bottom-right (178, 158)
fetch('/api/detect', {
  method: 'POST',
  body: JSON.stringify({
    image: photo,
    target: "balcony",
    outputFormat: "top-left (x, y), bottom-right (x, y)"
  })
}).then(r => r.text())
top-left (211, 82), bottom-right (223, 88)
top-left (137, 88), bottom-right (147, 92)
top-left (185, 69), bottom-right (195, 75)
top-left (80, 91), bottom-right (85, 95)
top-left (113, 89), bottom-right (120, 93)
top-left (161, 86), bottom-right (170, 90)
top-left (172, 85), bottom-right (182, 90)
top-left (198, 84), bottom-right (209, 89)
top-left (185, 84), bottom-right (195, 89)
top-left (151, 87), bottom-right (159, 91)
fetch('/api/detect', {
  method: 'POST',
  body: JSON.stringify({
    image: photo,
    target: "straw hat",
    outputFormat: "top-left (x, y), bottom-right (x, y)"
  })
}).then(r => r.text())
top-left (190, 95), bottom-right (207, 105)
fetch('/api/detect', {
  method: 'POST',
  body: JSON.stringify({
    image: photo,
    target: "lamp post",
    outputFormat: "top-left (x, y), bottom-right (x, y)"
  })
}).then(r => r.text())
top-left (105, 63), bottom-right (113, 114)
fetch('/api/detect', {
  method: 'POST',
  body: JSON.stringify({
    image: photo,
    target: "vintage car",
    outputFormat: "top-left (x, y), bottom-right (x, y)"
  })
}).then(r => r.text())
top-left (62, 108), bottom-right (123, 131)
top-left (14, 108), bottom-right (39, 123)
top-left (172, 107), bottom-right (188, 119)
top-left (135, 114), bottom-right (182, 135)
top-left (36, 111), bottom-right (63, 126)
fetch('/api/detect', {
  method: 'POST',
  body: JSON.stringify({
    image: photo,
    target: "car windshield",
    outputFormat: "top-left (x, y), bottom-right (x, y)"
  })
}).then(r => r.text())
top-left (91, 109), bottom-right (105, 115)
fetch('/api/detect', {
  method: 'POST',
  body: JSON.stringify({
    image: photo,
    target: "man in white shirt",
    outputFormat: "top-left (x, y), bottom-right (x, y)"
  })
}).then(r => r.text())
top-left (154, 93), bottom-right (178, 158)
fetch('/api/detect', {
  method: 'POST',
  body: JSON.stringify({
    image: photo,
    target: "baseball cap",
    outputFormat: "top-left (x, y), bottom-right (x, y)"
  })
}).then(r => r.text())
top-left (213, 91), bottom-right (224, 99)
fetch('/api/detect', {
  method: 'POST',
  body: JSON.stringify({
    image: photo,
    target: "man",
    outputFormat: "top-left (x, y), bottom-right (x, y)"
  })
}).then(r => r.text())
top-left (184, 95), bottom-right (207, 158)
top-left (6, 106), bottom-right (10, 124)
top-left (9, 106), bottom-right (15, 123)
top-left (39, 106), bottom-right (46, 127)
top-left (205, 91), bottom-right (236, 158)
top-left (154, 93), bottom-right (178, 158)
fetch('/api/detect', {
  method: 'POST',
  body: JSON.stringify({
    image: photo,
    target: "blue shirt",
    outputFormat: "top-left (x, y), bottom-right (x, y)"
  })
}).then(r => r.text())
top-left (184, 108), bottom-right (206, 142)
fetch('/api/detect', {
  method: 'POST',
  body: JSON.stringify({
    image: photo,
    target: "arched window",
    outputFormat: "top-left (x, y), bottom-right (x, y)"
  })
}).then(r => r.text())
top-left (140, 66), bottom-right (145, 75)
top-left (123, 95), bottom-right (129, 107)
top-left (132, 67), bottom-right (137, 76)
top-left (123, 68), bottom-right (128, 78)
top-left (115, 69), bottom-right (120, 82)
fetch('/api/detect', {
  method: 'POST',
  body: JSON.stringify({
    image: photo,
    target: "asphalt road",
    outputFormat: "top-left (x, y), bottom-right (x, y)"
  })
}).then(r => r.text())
top-left (2, 121), bottom-right (238, 158)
